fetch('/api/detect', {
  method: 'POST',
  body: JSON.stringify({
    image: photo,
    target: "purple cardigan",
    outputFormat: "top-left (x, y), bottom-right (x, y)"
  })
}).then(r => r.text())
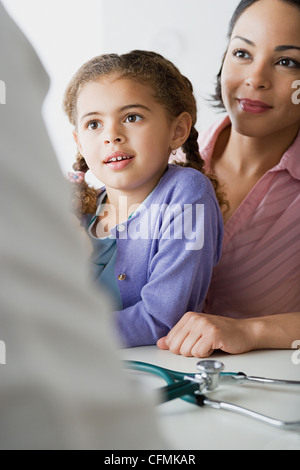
top-left (88, 165), bottom-right (223, 347)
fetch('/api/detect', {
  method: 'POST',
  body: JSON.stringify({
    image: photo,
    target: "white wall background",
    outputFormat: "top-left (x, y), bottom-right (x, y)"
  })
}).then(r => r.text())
top-left (2, 0), bottom-right (239, 185)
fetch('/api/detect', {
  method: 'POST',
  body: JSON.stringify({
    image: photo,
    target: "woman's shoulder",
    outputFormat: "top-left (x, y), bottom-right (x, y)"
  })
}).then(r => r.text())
top-left (198, 115), bottom-right (231, 161)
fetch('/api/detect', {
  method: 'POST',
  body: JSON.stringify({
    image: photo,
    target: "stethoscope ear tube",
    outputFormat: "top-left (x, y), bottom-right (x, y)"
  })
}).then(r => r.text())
top-left (202, 397), bottom-right (300, 431)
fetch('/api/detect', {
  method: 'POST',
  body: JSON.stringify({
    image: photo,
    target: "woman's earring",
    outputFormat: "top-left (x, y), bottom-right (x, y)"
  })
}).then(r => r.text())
top-left (171, 148), bottom-right (177, 156)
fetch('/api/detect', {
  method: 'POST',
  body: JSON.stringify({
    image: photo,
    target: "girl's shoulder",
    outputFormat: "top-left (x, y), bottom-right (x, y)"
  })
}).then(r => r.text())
top-left (167, 163), bottom-right (210, 188)
top-left (157, 164), bottom-right (213, 203)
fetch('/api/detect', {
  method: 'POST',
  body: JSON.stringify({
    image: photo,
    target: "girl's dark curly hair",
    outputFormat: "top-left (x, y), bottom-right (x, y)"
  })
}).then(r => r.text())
top-left (63, 50), bottom-right (226, 215)
top-left (213, 0), bottom-right (300, 109)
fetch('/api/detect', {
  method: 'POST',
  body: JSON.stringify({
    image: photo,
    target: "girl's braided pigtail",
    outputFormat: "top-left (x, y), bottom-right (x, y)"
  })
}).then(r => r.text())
top-left (69, 152), bottom-right (98, 216)
top-left (181, 126), bottom-right (204, 172)
top-left (176, 126), bottom-right (228, 211)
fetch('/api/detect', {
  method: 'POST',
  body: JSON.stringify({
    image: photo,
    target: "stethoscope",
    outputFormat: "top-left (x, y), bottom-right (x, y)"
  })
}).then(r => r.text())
top-left (125, 359), bottom-right (300, 431)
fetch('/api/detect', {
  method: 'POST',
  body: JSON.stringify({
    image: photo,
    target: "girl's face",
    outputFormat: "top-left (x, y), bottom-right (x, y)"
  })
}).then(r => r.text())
top-left (74, 76), bottom-right (184, 200)
top-left (221, 0), bottom-right (300, 139)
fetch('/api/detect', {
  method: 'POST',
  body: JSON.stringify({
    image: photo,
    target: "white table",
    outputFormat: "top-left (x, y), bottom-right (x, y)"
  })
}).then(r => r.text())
top-left (121, 346), bottom-right (300, 450)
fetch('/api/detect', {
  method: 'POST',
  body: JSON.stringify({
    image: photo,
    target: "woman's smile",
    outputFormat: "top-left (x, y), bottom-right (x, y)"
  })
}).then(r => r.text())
top-left (237, 98), bottom-right (273, 114)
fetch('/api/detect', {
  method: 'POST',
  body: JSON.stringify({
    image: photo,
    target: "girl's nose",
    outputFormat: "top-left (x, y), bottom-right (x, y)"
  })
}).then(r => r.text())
top-left (103, 124), bottom-right (126, 145)
top-left (104, 136), bottom-right (123, 144)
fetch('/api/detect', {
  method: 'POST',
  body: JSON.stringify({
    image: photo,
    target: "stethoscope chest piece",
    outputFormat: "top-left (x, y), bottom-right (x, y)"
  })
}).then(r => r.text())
top-left (196, 360), bottom-right (225, 391)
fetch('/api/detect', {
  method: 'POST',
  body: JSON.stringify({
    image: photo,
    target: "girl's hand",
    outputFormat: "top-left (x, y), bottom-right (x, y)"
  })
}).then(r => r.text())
top-left (156, 311), bottom-right (257, 357)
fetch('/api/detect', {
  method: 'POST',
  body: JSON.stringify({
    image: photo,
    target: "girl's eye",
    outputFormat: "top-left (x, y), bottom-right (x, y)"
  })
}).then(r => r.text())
top-left (277, 58), bottom-right (300, 68)
top-left (233, 49), bottom-right (251, 60)
top-left (87, 121), bottom-right (102, 130)
top-left (125, 114), bottom-right (142, 123)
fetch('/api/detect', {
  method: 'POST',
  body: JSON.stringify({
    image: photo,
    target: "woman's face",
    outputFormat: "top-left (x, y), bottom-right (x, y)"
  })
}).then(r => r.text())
top-left (221, 0), bottom-right (300, 139)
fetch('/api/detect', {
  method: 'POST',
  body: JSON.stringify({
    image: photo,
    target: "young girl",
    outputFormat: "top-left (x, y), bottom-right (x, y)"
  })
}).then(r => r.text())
top-left (158, 0), bottom-right (300, 357)
top-left (63, 50), bottom-right (224, 347)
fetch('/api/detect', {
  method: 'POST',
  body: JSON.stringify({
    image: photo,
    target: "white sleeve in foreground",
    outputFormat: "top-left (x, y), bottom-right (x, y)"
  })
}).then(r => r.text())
top-left (0, 1), bottom-right (166, 450)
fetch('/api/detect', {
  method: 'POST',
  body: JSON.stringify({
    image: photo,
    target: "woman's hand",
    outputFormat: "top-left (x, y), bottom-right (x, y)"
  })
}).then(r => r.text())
top-left (157, 311), bottom-right (257, 357)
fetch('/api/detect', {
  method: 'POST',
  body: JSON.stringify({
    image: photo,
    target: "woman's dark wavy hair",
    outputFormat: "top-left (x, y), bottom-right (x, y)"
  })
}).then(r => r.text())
top-left (64, 50), bottom-right (226, 214)
top-left (213, 0), bottom-right (300, 109)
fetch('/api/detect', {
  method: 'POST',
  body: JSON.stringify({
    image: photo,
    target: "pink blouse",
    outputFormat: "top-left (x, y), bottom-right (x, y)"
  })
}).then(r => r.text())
top-left (201, 116), bottom-right (300, 318)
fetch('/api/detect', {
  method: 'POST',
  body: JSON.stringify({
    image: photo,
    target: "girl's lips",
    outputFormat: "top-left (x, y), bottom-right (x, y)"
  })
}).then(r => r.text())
top-left (238, 98), bottom-right (272, 114)
top-left (104, 152), bottom-right (134, 170)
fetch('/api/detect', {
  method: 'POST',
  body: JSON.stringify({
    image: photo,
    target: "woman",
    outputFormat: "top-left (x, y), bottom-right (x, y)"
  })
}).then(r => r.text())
top-left (157, 0), bottom-right (300, 357)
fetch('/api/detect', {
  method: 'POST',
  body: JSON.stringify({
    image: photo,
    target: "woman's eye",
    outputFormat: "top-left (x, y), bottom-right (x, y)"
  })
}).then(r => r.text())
top-left (87, 121), bottom-right (102, 130)
top-left (233, 49), bottom-right (251, 60)
top-left (125, 114), bottom-right (142, 123)
top-left (277, 58), bottom-right (300, 68)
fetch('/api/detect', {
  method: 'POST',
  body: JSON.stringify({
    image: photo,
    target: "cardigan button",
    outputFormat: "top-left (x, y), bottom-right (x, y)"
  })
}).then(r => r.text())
top-left (118, 273), bottom-right (126, 281)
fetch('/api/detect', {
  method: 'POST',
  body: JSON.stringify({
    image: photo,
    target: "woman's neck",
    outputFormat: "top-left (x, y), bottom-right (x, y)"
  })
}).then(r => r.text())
top-left (217, 125), bottom-right (299, 178)
top-left (211, 123), bottom-right (299, 224)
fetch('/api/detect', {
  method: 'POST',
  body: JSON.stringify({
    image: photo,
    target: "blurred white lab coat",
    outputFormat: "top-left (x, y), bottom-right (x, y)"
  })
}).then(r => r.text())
top-left (0, 1), bottom-right (166, 450)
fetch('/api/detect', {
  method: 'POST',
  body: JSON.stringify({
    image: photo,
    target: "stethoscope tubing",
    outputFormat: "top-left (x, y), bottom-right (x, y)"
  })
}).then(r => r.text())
top-left (124, 360), bottom-right (199, 404)
top-left (124, 360), bottom-right (300, 430)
